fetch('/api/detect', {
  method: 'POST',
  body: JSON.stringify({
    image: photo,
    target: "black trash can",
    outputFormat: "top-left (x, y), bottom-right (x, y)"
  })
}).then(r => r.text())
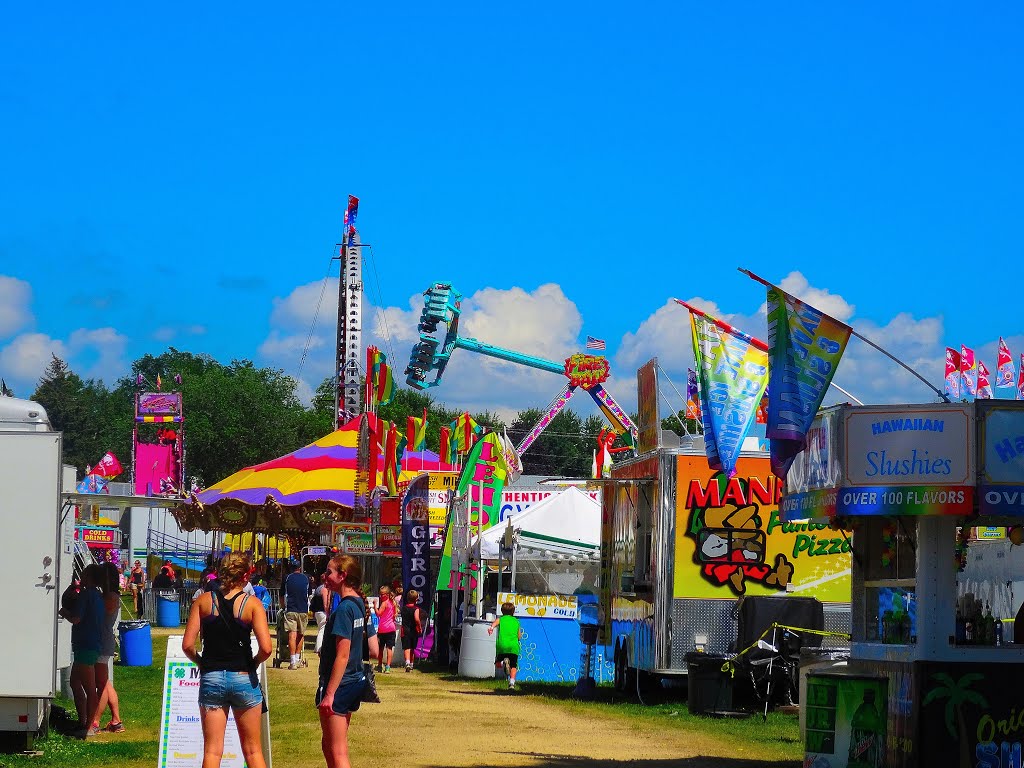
top-left (685, 652), bottom-right (733, 715)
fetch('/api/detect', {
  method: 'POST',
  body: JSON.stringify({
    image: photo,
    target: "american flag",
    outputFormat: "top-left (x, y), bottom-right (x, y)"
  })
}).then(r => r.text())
top-left (585, 336), bottom-right (606, 351)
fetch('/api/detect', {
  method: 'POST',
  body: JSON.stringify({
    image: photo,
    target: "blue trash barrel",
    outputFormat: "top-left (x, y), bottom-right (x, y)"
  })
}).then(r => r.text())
top-left (119, 620), bottom-right (153, 666)
top-left (156, 590), bottom-right (181, 627)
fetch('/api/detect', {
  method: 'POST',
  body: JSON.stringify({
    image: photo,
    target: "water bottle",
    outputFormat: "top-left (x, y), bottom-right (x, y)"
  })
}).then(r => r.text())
top-left (995, 618), bottom-right (1004, 647)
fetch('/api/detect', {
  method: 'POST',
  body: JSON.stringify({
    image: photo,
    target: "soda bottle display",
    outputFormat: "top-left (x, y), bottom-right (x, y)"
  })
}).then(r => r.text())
top-left (848, 687), bottom-right (884, 768)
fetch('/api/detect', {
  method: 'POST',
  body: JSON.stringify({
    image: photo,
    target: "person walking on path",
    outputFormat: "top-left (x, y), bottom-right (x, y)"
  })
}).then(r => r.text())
top-left (129, 559), bottom-right (145, 617)
top-left (375, 585), bottom-right (397, 672)
top-left (488, 602), bottom-right (523, 690)
top-left (312, 574), bottom-right (332, 655)
top-left (400, 589), bottom-right (423, 671)
top-left (182, 552), bottom-right (272, 768)
top-left (60, 564), bottom-right (105, 737)
top-left (283, 561), bottom-right (311, 669)
top-left (317, 554), bottom-right (379, 768)
top-left (89, 562), bottom-right (125, 733)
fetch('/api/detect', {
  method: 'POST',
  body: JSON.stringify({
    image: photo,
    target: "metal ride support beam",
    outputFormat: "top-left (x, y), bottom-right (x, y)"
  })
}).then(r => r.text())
top-left (335, 232), bottom-right (364, 428)
top-left (515, 383), bottom-right (577, 455)
top-left (454, 336), bottom-right (566, 376)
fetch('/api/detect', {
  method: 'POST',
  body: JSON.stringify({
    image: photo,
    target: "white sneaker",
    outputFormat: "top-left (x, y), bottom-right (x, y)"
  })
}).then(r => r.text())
top-left (508, 680), bottom-right (515, 690)
top-left (288, 662), bottom-right (298, 670)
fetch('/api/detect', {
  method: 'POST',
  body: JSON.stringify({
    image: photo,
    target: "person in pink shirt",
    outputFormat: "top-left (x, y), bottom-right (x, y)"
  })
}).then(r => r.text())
top-left (375, 585), bottom-right (398, 673)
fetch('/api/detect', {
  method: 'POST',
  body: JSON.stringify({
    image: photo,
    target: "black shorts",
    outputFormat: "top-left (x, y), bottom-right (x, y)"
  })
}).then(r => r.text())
top-left (315, 677), bottom-right (365, 716)
top-left (402, 629), bottom-right (419, 648)
top-left (378, 631), bottom-right (396, 649)
top-left (495, 652), bottom-right (518, 667)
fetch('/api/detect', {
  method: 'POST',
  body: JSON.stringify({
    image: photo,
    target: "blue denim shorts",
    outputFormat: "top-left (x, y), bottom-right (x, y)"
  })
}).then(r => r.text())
top-left (199, 670), bottom-right (263, 711)
top-left (315, 676), bottom-right (366, 715)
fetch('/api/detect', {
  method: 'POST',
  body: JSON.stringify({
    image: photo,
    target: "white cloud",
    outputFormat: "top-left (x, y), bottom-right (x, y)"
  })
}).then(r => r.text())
top-left (0, 333), bottom-right (67, 383)
top-left (0, 275), bottom-right (33, 338)
top-left (0, 326), bottom-right (129, 394)
top-left (259, 281), bottom-right (588, 418)
top-left (269, 278), bottom-right (339, 331)
top-left (67, 327), bottom-right (130, 384)
top-left (777, 272), bottom-right (856, 322)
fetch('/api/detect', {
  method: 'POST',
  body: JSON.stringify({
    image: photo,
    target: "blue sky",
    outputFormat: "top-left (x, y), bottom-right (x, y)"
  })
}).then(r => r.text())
top-left (2, 3), bottom-right (1023, 420)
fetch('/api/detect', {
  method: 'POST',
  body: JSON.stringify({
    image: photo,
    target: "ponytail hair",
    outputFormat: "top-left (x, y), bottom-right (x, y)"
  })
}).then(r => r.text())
top-left (329, 554), bottom-right (369, 618)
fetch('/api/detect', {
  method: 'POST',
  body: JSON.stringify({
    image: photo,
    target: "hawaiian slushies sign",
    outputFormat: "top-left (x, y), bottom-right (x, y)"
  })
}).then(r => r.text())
top-left (978, 404), bottom-right (1024, 515)
top-left (838, 405), bottom-right (973, 516)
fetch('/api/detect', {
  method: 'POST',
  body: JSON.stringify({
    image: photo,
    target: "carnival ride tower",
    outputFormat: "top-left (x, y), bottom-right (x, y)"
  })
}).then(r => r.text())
top-left (132, 388), bottom-right (185, 496)
top-left (335, 196), bottom-right (364, 429)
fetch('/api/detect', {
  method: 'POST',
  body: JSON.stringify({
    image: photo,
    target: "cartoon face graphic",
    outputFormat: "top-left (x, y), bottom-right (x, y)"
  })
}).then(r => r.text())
top-left (686, 472), bottom-right (794, 595)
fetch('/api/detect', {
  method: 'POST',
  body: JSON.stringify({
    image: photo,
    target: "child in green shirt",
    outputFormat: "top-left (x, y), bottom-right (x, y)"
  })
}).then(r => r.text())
top-left (488, 602), bottom-right (523, 690)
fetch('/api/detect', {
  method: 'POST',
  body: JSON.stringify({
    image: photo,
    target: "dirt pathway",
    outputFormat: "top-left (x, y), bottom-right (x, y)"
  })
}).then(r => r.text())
top-left (266, 659), bottom-right (798, 768)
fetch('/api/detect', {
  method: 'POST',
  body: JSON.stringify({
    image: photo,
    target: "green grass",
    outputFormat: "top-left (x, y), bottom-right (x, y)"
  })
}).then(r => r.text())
top-left (0, 632), bottom-right (803, 767)
top-left (0, 637), bottom-right (167, 767)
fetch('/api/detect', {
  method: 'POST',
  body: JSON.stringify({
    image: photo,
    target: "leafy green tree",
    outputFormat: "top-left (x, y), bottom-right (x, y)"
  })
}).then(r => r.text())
top-left (32, 356), bottom-right (91, 473)
top-left (118, 349), bottom-right (319, 487)
top-left (661, 408), bottom-right (703, 437)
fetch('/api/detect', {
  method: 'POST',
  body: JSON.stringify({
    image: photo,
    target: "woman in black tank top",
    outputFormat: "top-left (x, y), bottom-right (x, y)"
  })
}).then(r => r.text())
top-left (183, 553), bottom-right (273, 768)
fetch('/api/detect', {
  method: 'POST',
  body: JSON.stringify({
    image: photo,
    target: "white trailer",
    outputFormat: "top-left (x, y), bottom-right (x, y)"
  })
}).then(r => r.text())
top-left (0, 397), bottom-right (63, 748)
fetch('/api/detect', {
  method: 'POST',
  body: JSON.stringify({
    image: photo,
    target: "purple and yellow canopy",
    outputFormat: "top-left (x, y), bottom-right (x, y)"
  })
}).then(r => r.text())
top-left (173, 419), bottom-right (453, 534)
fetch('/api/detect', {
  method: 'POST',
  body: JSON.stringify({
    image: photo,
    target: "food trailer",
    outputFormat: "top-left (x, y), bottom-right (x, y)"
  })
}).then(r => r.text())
top-left (784, 400), bottom-right (1024, 768)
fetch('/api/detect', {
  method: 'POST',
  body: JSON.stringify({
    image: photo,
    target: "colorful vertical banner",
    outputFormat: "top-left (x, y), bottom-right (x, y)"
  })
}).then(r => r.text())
top-left (678, 300), bottom-right (769, 478)
top-left (401, 474), bottom-right (432, 615)
top-left (755, 388), bottom-right (769, 425)
top-left (763, 288), bottom-right (851, 481)
top-left (977, 361), bottom-right (994, 400)
top-left (997, 338), bottom-right (1016, 390)
top-left (944, 347), bottom-right (962, 400)
top-left (343, 194), bottom-right (359, 247)
top-left (365, 346), bottom-right (395, 410)
top-left (685, 368), bottom-right (701, 420)
top-left (1019, 354), bottom-right (1024, 401)
top-left (439, 426), bottom-right (451, 464)
top-left (383, 421), bottom-right (400, 495)
top-left (406, 408), bottom-right (427, 452)
top-left (435, 433), bottom-right (509, 591)
top-left (961, 345), bottom-right (977, 397)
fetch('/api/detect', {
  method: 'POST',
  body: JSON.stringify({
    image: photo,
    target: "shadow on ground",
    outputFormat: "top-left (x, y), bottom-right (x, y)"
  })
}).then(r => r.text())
top-left (424, 755), bottom-right (799, 768)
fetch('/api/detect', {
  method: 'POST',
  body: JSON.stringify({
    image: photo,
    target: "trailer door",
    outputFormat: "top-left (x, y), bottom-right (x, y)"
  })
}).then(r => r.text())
top-left (0, 432), bottom-right (61, 697)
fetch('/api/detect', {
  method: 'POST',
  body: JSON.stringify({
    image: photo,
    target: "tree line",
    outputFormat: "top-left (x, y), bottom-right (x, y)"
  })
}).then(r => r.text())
top-left (17, 348), bottom-right (657, 486)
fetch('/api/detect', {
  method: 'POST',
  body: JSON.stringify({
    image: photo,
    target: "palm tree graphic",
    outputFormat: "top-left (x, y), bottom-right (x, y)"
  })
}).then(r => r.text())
top-left (923, 672), bottom-right (988, 768)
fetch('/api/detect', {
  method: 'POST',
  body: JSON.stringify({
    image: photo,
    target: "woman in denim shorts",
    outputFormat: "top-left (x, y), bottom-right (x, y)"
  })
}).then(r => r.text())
top-left (183, 553), bottom-right (272, 768)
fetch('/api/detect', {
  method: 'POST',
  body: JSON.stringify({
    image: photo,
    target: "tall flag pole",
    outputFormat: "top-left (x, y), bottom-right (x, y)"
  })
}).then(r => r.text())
top-left (997, 338), bottom-right (1016, 391)
top-left (739, 268), bottom-right (950, 404)
top-left (674, 299), bottom-right (768, 478)
top-left (944, 347), bottom-right (962, 401)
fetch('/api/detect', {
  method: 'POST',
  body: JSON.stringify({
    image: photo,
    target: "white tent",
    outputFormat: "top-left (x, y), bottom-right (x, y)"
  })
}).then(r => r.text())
top-left (471, 486), bottom-right (600, 561)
